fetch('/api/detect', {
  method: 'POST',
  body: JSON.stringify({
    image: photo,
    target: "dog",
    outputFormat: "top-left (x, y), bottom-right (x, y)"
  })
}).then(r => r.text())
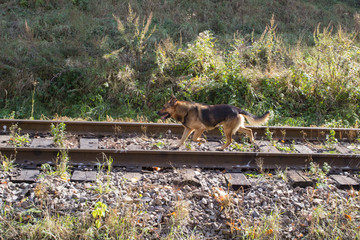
top-left (157, 96), bottom-right (270, 150)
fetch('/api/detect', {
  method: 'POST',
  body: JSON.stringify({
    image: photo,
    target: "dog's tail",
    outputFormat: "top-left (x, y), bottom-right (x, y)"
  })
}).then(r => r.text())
top-left (237, 109), bottom-right (270, 126)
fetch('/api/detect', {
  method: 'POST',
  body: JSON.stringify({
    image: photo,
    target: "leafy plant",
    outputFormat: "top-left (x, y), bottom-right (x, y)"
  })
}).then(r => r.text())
top-left (309, 162), bottom-right (331, 187)
top-left (92, 201), bottom-right (108, 229)
top-left (265, 127), bottom-right (274, 143)
top-left (152, 141), bottom-right (166, 149)
top-left (39, 163), bottom-right (55, 177)
top-left (50, 122), bottom-right (69, 180)
top-left (218, 126), bottom-right (227, 143)
top-left (9, 124), bottom-right (30, 147)
top-left (185, 141), bottom-right (192, 151)
top-left (0, 152), bottom-right (16, 172)
top-left (325, 129), bottom-right (338, 149)
top-left (275, 168), bottom-right (288, 182)
top-left (95, 154), bottom-right (113, 194)
top-left (55, 150), bottom-right (69, 180)
top-left (275, 140), bottom-right (296, 153)
top-left (230, 142), bottom-right (252, 152)
top-left (51, 122), bottom-right (66, 148)
top-left (245, 172), bottom-right (263, 178)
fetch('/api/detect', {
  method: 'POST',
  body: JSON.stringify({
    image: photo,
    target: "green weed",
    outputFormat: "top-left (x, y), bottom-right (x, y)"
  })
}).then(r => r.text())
top-left (275, 168), bottom-right (288, 182)
top-left (9, 124), bottom-right (30, 147)
top-left (308, 162), bottom-right (331, 188)
top-left (245, 172), bottom-right (263, 178)
top-left (185, 141), bottom-right (192, 151)
top-left (50, 122), bottom-right (66, 148)
top-left (95, 154), bottom-right (113, 195)
top-left (265, 127), bottom-right (274, 143)
top-left (0, 152), bottom-right (16, 172)
top-left (325, 129), bottom-right (338, 149)
top-left (230, 142), bottom-right (252, 152)
top-left (39, 163), bottom-right (55, 177)
top-left (275, 140), bottom-right (296, 153)
top-left (92, 201), bottom-right (108, 229)
top-left (50, 122), bottom-right (69, 180)
top-left (152, 141), bottom-right (166, 149)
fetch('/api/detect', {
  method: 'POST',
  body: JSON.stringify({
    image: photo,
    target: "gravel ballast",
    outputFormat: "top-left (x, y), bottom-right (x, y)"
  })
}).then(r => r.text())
top-left (1, 167), bottom-right (360, 239)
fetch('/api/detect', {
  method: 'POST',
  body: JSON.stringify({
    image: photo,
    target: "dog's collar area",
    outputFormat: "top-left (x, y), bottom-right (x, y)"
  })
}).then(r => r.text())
top-left (181, 112), bottom-right (189, 128)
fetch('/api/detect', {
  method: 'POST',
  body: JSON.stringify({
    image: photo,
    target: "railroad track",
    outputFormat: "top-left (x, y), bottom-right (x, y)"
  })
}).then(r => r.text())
top-left (0, 119), bottom-right (360, 171)
top-left (2, 119), bottom-right (359, 240)
top-left (1, 119), bottom-right (359, 140)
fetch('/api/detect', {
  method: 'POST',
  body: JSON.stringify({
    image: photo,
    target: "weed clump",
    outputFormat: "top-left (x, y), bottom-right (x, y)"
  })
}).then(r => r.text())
top-left (9, 124), bottom-right (30, 147)
top-left (50, 122), bottom-right (69, 180)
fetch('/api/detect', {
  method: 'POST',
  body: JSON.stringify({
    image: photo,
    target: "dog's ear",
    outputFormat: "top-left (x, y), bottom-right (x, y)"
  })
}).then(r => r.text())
top-left (170, 95), bottom-right (177, 105)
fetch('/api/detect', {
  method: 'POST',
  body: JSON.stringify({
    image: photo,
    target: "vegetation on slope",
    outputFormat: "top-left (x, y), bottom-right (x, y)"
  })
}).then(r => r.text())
top-left (0, 0), bottom-right (360, 126)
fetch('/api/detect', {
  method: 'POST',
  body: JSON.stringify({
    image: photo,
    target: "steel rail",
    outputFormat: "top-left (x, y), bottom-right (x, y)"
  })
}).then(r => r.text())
top-left (1, 147), bottom-right (359, 171)
top-left (0, 119), bottom-right (359, 141)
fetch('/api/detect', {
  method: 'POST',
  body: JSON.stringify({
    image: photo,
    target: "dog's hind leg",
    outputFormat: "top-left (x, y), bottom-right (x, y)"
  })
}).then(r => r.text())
top-left (216, 126), bottom-right (234, 151)
top-left (238, 127), bottom-right (254, 142)
top-left (175, 127), bottom-right (194, 148)
top-left (192, 129), bottom-right (206, 143)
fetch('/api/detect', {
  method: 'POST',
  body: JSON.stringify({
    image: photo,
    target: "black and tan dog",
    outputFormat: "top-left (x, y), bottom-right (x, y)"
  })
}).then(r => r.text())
top-left (157, 96), bottom-right (270, 150)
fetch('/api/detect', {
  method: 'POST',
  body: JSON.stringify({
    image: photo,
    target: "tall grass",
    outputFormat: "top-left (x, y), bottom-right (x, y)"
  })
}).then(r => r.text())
top-left (154, 18), bottom-right (360, 126)
top-left (0, 0), bottom-right (359, 126)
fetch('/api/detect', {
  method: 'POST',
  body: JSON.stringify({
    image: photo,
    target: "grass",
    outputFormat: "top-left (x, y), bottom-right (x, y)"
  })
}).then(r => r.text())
top-left (0, 152), bottom-right (16, 172)
top-left (95, 154), bottom-right (114, 195)
top-left (0, 205), bottom-right (148, 240)
top-left (306, 197), bottom-right (360, 239)
top-left (1, 194), bottom-right (357, 239)
top-left (0, 1), bottom-right (359, 127)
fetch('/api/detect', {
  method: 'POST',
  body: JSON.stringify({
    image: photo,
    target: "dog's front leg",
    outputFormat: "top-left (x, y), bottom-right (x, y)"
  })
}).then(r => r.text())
top-left (192, 129), bottom-right (206, 143)
top-left (173, 127), bottom-right (193, 149)
top-left (216, 135), bottom-right (232, 151)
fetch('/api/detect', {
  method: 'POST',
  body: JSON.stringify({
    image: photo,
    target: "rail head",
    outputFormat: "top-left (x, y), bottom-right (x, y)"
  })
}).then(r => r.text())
top-left (1, 119), bottom-right (359, 141)
top-left (1, 146), bottom-right (359, 170)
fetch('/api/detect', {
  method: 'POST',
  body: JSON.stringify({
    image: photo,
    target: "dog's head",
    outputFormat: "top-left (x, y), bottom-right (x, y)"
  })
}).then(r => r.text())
top-left (157, 95), bottom-right (177, 120)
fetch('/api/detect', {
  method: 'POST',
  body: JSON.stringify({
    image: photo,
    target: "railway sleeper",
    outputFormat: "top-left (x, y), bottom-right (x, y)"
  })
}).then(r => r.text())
top-left (7, 168), bottom-right (360, 193)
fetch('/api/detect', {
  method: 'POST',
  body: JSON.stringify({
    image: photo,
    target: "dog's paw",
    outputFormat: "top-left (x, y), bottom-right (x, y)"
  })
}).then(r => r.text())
top-left (198, 138), bottom-right (206, 143)
top-left (170, 145), bottom-right (180, 150)
top-left (216, 147), bottom-right (224, 151)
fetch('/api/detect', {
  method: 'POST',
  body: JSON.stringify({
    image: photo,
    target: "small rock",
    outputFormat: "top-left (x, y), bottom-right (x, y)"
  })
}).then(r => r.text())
top-left (312, 198), bottom-right (323, 205)
top-left (252, 209), bottom-right (260, 218)
top-left (154, 198), bottom-right (162, 205)
top-left (142, 197), bottom-right (152, 202)
top-left (123, 196), bottom-right (133, 202)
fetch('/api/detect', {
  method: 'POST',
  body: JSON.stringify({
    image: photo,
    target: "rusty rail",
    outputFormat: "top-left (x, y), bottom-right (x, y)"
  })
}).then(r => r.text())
top-left (1, 119), bottom-right (359, 141)
top-left (1, 119), bottom-right (360, 171)
top-left (1, 146), bottom-right (359, 171)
